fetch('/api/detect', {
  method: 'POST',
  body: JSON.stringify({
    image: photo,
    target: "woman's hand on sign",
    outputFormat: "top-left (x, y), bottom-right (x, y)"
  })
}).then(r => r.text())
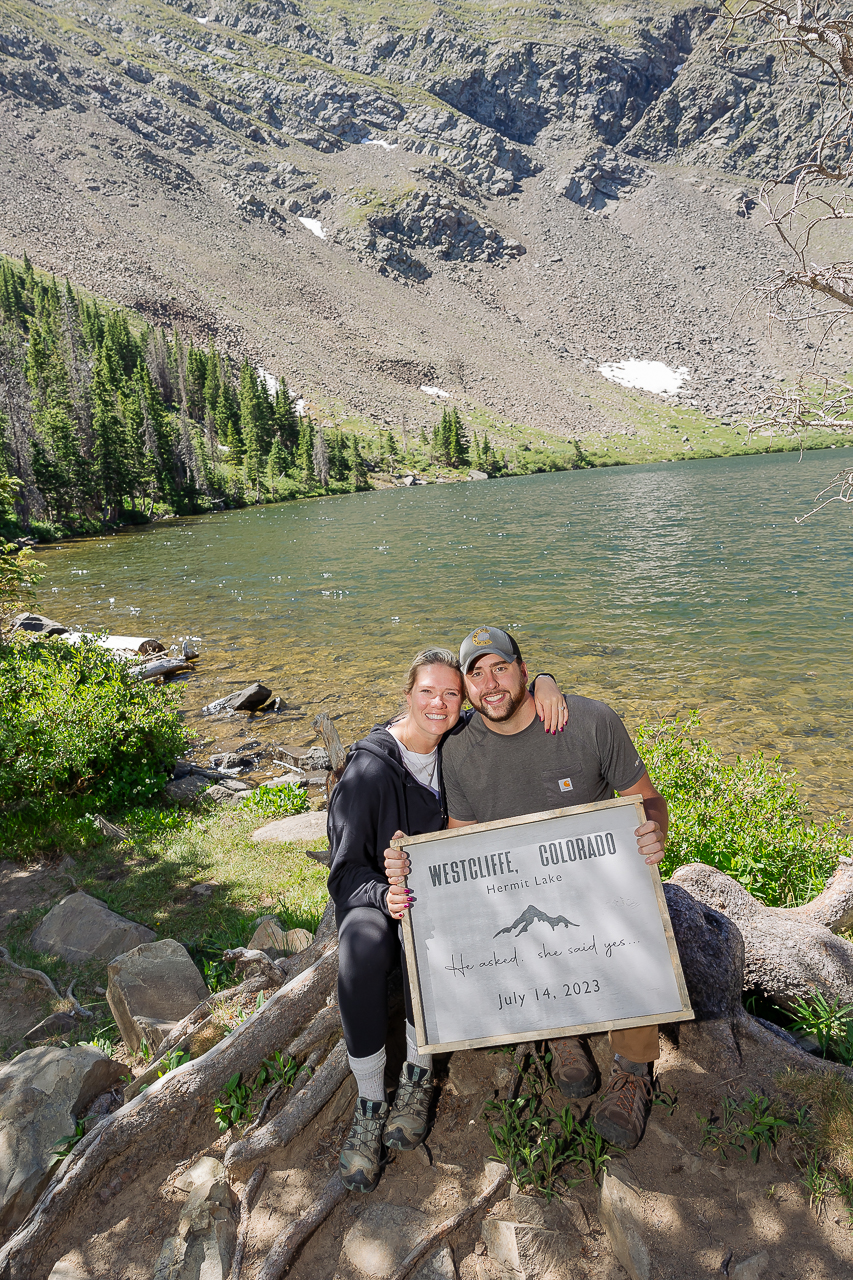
top-left (635, 819), bottom-right (666, 866)
top-left (532, 674), bottom-right (568, 735)
top-left (384, 834), bottom-right (411, 884)
top-left (385, 831), bottom-right (412, 918)
top-left (387, 882), bottom-right (414, 919)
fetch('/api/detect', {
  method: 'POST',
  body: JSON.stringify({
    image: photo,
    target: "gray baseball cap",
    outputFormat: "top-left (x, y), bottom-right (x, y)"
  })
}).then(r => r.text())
top-left (459, 626), bottom-right (523, 674)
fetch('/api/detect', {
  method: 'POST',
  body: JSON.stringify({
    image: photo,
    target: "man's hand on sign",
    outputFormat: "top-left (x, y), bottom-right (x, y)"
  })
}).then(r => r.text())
top-left (385, 831), bottom-right (412, 918)
top-left (634, 819), bottom-right (666, 866)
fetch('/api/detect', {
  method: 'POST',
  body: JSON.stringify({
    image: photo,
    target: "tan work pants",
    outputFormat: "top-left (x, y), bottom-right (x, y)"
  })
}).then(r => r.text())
top-left (609, 1024), bottom-right (660, 1063)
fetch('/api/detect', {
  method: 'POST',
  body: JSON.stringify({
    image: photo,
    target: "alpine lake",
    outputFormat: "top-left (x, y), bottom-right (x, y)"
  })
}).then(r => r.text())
top-left (37, 448), bottom-right (853, 824)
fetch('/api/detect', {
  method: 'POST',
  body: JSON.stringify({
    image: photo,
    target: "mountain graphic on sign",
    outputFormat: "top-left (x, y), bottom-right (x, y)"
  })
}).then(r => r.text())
top-left (494, 905), bottom-right (579, 938)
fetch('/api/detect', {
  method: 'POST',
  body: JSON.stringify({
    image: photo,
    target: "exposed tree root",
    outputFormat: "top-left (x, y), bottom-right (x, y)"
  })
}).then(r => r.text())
top-left (229, 1162), bottom-right (267, 1280)
top-left (386, 1165), bottom-right (512, 1280)
top-left (257, 1172), bottom-right (348, 1280)
top-left (671, 863), bottom-right (853, 1011)
top-left (225, 1039), bottom-right (348, 1173)
top-left (0, 946), bottom-right (338, 1280)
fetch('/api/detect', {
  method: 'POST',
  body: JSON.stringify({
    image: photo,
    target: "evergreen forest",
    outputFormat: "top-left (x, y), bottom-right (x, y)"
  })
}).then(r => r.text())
top-left (0, 254), bottom-right (588, 540)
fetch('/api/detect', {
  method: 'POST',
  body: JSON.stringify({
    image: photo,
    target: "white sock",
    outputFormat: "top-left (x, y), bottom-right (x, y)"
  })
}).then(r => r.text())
top-left (348, 1047), bottom-right (387, 1102)
top-left (406, 1021), bottom-right (433, 1071)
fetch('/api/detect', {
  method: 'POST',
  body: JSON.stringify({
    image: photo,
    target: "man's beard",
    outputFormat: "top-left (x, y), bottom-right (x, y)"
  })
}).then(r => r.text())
top-left (473, 681), bottom-right (528, 723)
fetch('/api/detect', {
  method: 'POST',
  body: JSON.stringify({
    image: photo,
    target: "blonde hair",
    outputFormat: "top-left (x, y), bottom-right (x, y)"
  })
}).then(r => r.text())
top-left (402, 648), bottom-right (461, 696)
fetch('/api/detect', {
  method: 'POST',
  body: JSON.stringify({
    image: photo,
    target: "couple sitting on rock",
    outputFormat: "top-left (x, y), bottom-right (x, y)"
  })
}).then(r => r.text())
top-left (326, 625), bottom-right (668, 1192)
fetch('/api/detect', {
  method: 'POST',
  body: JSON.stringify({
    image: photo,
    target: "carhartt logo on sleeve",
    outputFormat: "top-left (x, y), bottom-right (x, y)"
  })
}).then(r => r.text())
top-left (558, 778), bottom-right (573, 792)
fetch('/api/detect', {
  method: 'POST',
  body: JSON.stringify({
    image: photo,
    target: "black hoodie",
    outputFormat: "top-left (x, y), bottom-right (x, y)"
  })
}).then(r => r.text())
top-left (327, 725), bottom-right (447, 915)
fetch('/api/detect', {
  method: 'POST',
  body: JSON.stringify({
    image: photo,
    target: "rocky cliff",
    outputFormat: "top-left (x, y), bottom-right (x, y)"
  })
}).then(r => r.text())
top-left (0, 0), bottom-right (847, 447)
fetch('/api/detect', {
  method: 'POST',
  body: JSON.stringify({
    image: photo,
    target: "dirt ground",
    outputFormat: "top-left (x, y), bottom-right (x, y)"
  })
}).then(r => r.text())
top-left (40, 1029), bottom-right (853, 1280)
top-left (4, 861), bottom-right (852, 1278)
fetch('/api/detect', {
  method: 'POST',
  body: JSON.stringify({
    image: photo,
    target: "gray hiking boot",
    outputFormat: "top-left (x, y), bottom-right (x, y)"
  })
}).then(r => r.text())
top-left (592, 1064), bottom-right (653, 1149)
top-left (339, 1097), bottom-right (389, 1192)
top-left (549, 1036), bottom-right (600, 1099)
top-left (383, 1063), bottom-right (433, 1151)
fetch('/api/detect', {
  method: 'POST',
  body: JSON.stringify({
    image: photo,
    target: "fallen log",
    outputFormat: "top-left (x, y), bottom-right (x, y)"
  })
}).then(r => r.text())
top-left (257, 1172), bottom-right (349, 1280)
top-left (312, 712), bottom-right (347, 800)
top-left (225, 1038), bottom-right (349, 1173)
top-left (670, 863), bottom-right (853, 1012)
top-left (0, 947), bottom-right (338, 1280)
top-left (130, 656), bottom-right (191, 680)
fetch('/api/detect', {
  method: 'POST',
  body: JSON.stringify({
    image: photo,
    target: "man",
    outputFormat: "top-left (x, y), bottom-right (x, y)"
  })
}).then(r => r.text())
top-left (388, 625), bottom-right (668, 1150)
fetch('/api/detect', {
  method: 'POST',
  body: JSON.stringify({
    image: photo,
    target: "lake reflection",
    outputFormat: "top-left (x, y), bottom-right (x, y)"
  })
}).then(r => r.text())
top-left (39, 450), bottom-right (853, 821)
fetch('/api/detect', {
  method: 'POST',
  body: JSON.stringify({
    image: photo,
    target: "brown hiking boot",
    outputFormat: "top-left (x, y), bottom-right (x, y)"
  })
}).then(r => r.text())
top-left (592, 1065), bottom-right (653, 1149)
top-left (549, 1036), bottom-right (599, 1098)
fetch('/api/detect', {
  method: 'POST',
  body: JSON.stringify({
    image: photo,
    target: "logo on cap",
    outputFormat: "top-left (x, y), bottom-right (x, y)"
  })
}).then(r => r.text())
top-left (472, 627), bottom-right (492, 646)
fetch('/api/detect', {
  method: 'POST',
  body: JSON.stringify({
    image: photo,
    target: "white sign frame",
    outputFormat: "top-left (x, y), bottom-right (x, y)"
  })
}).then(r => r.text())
top-left (396, 796), bottom-right (693, 1053)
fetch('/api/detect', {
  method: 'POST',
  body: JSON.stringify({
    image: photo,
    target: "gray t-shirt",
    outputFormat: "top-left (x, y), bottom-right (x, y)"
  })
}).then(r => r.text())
top-left (441, 695), bottom-right (646, 824)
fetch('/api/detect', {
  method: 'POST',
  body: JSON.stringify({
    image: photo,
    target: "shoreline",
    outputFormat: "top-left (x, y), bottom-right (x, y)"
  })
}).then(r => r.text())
top-left (7, 435), bottom-right (852, 547)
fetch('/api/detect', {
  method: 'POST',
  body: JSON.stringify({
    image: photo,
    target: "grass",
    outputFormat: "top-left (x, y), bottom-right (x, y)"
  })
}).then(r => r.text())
top-left (0, 802), bottom-right (329, 1056)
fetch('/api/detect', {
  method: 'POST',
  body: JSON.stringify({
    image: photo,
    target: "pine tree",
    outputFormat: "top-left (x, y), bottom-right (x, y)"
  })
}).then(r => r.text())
top-left (91, 344), bottom-right (128, 522)
top-left (448, 409), bottom-right (468, 469)
top-left (348, 433), bottom-right (368, 491)
top-left (203, 338), bottom-right (220, 420)
top-left (480, 431), bottom-right (494, 474)
top-left (267, 437), bottom-right (286, 501)
top-left (273, 384), bottom-right (300, 459)
top-left (313, 425), bottom-right (330, 488)
top-left (471, 430), bottom-right (481, 470)
top-left (296, 415), bottom-right (315, 483)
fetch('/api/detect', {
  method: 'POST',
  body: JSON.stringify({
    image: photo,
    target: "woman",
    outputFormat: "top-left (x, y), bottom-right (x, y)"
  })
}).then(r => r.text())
top-left (327, 648), bottom-right (566, 1191)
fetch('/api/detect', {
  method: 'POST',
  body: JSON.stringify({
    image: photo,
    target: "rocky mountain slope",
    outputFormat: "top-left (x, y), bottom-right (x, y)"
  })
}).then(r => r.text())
top-left (1, 0), bottom-right (849, 453)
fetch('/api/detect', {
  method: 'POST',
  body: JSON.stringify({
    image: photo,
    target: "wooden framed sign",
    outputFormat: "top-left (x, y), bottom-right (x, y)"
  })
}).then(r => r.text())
top-left (396, 796), bottom-right (693, 1053)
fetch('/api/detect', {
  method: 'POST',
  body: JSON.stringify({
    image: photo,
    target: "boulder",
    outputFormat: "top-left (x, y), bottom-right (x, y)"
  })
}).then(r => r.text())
top-left (20, 1012), bottom-right (79, 1045)
top-left (413, 1247), bottom-right (456, 1280)
top-left (107, 938), bottom-right (209, 1053)
top-left (468, 470), bottom-right (489, 481)
top-left (209, 751), bottom-right (256, 770)
top-left (10, 612), bottom-right (68, 636)
top-left (480, 1196), bottom-right (580, 1279)
top-left (733, 1253), bottom-right (770, 1280)
top-left (339, 1203), bottom-right (430, 1277)
top-left (247, 916), bottom-right (287, 956)
top-left (251, 811), bottom-right (329, 844)
top-left (164, 775), bottom-right (211, 805)
top-left (247, 918), bottom-right (314, 957)
top-left (153, 1157), bottom-right (237, 1280)
top-left (598, 1169), bottom-right (650, 1280)
top-left (30, 892), bottom-right (155, 963)
top-left (202, 683), bottom-right (271, 715)
top-left (0, 1045), bottom-right (126, 1237)
top-left (202, 785), bottom-right (245, 806)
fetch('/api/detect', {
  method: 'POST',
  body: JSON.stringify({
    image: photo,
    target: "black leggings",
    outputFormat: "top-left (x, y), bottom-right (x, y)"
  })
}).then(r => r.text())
top-left (337, 906), bottom-right (414, 1058)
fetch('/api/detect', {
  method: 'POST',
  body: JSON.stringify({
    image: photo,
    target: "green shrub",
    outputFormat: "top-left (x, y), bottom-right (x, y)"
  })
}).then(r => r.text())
top-left (636, 714), bottom-right (849, 906)
top-left (0, 635), bottom-right (187, 845)
top-left (240, 782), bottom-right (310, 818)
